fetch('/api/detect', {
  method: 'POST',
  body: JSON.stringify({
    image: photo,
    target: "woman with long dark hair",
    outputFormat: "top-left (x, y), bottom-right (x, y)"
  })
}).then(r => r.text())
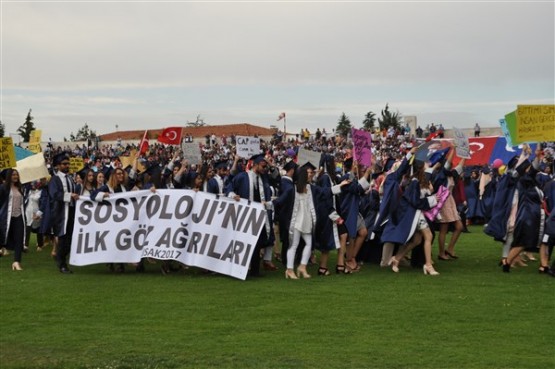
top-left (384, 159), bottom-right (441, 275)
top-left (285, 162), bottom-right (350, 279)
top-left (0, 169), bottom-right (26, 270)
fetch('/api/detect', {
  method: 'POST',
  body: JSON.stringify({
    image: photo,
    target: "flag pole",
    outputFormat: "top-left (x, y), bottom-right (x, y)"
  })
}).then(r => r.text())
top-left (284, 116), bottom-right (287, 142)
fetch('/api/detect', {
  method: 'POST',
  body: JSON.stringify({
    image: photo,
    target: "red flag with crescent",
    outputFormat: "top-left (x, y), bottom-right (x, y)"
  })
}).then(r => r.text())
top-left (139, 130), bottom-right (149, 154)
top-left (157, 127), bottom-right (183, 145)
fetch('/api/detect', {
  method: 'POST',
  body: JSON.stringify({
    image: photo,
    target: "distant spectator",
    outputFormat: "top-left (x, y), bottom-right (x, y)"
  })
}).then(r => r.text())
top-left (416, 126), bottom-right (423, 138)
top-left (474, 123), bottom-right (481, 137)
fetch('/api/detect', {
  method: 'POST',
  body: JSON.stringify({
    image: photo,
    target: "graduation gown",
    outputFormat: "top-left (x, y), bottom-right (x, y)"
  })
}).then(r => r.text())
top-left (0, 187), bottom-right (26, 245)
top-left (229, 170), bottom-right (273, 247)
top-left (339, 175), bottom-right (371, 238)
top-left (372, 156), bottom-right (411, 239)
top-left (484, 173), bottom-right (518, 242)
top-left (512, 171), bottom-right (543, 250)
top-left (313, 172), bottom-right (342, 251)
top-left (380, 179), bottom-right (437, 245)
top-left (464, 177), bottom-right (479, 219)
top-left (543, 179), bottom-right (555, 238)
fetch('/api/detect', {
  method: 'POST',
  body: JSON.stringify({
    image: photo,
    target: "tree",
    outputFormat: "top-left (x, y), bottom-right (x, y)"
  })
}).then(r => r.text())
top-left (335, 112), bottom-right (352, 137)
top-left (378, 103), bottom-right (403, 131)
top-left (0, 120), bottom-right (5, 137)
top-left (362, 111), bottom-right (376, 131)
top-left (187, 114), bottom-right (207, 127)
top-left (68, 123), bottom-right (97, 142)
top-left (17, 109), bottom-right (36, 142)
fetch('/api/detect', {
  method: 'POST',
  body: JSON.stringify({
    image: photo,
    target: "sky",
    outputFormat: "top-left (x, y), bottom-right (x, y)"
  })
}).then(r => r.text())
top-left (1, 0), bottom-right (554, 142)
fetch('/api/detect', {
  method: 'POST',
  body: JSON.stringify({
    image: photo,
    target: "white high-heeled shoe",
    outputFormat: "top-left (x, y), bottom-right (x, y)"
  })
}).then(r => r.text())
top-left (423, 264), bottom-right (439, 276)
top-left (296, 267), bottom-right (311, 279)
top-left (12, 262), bottom-right (23, 271)
top-left (285, 269), bottom-right (298, 279)
top-left (388, 257), bottom-right (400, 273)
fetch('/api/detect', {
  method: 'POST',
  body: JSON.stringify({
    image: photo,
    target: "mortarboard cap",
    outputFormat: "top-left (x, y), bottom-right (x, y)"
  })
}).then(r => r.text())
top-left (301, 161), bottom-right (316, 171)
top-left (428, 147), bottom-right (450, 166)
top-left (213, 160), bottom-right (228, 170)
top-left (383, 157), bottom-right (396, 172)
top-left (515, 159), bottom-right (531, 176)
top-left (250, 153), bottom-right (266, 165)
top-left (283, 160), bottom-right (297, 172)
top-left (53, 152), bottom-right (70, 166)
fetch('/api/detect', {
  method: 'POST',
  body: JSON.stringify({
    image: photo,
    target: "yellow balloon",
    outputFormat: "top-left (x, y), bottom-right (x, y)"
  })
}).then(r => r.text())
top-left (498, 165), bottom-right (506, 175)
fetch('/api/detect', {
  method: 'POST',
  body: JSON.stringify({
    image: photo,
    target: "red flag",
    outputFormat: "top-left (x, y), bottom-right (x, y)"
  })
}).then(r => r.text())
top-left (157, 127), bottom-right (182, 145)
top-left (139, 130), bottom-right (149, 155)
top-left (277, 112), bottom-right (286, 121)
top-left (425, 131), bottom-right (439, 142)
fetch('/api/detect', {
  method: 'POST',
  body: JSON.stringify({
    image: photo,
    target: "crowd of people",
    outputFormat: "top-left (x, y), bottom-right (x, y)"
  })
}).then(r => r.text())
top-left (1, 128), bottom-right (554, 279)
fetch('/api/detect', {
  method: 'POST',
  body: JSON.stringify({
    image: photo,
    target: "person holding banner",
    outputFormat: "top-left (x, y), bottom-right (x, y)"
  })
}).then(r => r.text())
top-left (78, 168), bottom-right (97, 198)
top-left (228, 153), bottom-right (274, 277)
top-left (49, 153), bottom-right (80, 274)
top-left (207, 160), bottom-right (228, 195)
top-left (0, 169), bottom-right (26, 271)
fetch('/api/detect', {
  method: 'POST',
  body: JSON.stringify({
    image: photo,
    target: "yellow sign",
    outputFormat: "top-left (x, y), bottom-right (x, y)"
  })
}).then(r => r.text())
top-left (69, 157), bottom-right (84, 174)
top-left (28, 130), bottom-right (42, 153)
top-left (516, 105), bottom-right (555, 143)
top-left (0, 137), bottom-right (16, 170)
top-left (120, 150), bottom-right (146, 172)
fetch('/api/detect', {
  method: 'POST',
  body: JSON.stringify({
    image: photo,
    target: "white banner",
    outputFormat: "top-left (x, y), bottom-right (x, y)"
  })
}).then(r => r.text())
top-left (453, 127), bottom-right (471, 159)
top-left (70, 190), bottom-right (265, 280)
top-left (235, 136), bottom-right (261, 158)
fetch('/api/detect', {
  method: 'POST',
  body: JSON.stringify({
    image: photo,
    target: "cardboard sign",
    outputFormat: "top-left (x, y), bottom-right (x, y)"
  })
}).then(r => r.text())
top-left (351, 128), bottom-right (372, 167)
top-left (453, 127), bottom-right (470, 159)
top-left (28, 130), bottom-right (42, 153)
top-left (0, 137), bottom-right (16, 170)
top-left (181, 142), bottom-right (202, 164)
top-left (516, 105), bottom-right (555, 143)
top-left (69, 157), bottom-right (84, 174)
top-left (236, 136), bottom-right (261, 158)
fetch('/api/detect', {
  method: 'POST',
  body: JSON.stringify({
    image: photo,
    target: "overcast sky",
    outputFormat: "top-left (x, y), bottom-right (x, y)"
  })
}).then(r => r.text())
top-left (2, 0), bottom-right (553, 141)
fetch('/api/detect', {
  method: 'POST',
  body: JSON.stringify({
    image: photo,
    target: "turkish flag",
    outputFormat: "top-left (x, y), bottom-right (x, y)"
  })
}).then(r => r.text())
top-left (157, 127), bottom-right (183, 145)
top-left (139, 130), bottom-right (149, 155)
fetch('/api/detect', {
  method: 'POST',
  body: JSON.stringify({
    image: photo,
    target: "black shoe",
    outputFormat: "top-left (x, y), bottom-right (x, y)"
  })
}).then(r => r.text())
top-left (59, 267), bottom-right (73, 274)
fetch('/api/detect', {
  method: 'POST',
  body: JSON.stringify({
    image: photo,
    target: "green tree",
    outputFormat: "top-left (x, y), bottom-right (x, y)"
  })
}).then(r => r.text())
top-left (0, 120), bottom-right (5, 137)
top-left (335, 112), bottom-right (352, 137)
top-left (68, 123), bottom-right (97, 142)
top-left (362, 111), bottom-right (376, 131)
top-left (378, 103), bottom-right (403, 131)
top-left (17, 109), bottom-right (36, 142)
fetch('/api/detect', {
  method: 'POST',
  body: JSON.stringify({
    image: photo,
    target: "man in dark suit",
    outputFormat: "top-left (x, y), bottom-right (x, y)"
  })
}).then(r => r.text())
top-left (49, 153), bottom-right (80, 274)
top-left (228, 154), bottom-right (273, 277)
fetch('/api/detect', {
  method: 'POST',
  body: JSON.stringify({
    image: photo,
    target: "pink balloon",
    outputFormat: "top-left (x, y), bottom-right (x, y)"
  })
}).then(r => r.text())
top-left (492, 159), bottom-right (503, 169)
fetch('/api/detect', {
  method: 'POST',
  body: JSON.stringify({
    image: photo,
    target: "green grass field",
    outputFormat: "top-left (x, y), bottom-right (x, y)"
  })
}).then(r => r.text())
top-left (1, 225), bottom-right (554, 369)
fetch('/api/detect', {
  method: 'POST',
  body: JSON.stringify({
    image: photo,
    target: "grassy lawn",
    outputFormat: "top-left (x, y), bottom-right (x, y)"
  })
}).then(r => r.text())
top-left (1, 225), bottom-right (553, 369)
